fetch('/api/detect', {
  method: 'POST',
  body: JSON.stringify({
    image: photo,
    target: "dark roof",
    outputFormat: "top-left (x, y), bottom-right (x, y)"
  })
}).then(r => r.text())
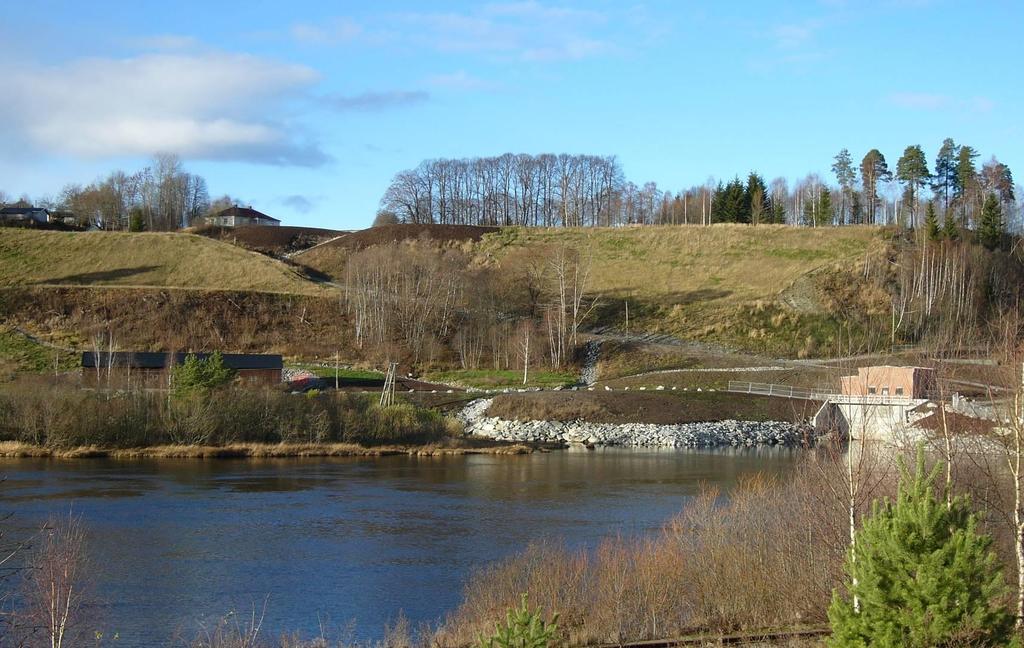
top-left (81, 352), bottom-right (283, 370)
top-left (214, 206), bottom-right (280, 223)
top-left (0, 206), bottom-right (49, 215)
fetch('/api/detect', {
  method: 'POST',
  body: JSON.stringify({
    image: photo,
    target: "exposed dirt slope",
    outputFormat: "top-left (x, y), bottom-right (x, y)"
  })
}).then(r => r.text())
top-left (191, 225), bottom-right (345, 256)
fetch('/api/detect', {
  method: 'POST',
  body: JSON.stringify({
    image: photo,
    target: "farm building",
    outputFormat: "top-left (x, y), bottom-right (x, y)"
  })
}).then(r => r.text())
top-left (205, 205), bottom-right (280, 227)
top-left (839, 365), bottom-right (936, 399)
top-left (0, 206), bottom-right (50, 225)
top-left (81, 352), bottom-right (283, 388)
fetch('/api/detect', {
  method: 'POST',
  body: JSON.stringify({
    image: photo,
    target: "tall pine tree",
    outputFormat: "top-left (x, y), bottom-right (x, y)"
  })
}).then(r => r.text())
top-left (828, 449), bottom-right (1017, 648)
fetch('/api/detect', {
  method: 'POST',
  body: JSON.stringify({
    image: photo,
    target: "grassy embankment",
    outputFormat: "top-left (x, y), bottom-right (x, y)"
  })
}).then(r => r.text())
top-left (0, 225), bottom-right (898, 388)
top-left (0, 229), bottom-right (328, 294)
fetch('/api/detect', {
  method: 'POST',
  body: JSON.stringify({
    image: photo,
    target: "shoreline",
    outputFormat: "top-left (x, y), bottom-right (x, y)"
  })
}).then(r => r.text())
top-left (0, 440), bottom-right (535, 459)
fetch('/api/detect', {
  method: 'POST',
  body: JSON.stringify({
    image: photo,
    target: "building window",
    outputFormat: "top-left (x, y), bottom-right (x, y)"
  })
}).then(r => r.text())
top-left (868, 386), bottom-right (877, 395)
top-left (882, 387), bottom-right (890, 396)
top-left (895, 387), bottom-right (904, 396)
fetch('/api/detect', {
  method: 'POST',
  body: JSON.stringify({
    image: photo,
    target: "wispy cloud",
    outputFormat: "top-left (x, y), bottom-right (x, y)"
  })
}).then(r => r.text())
top-left (127, 34), bottom-right (201, 50)
top-left (771, 18), bottom-right (825, 49)
top-left (321, 90), bottom-right (429, 111)
top-left (290, 18), bottom-right (362, 45)
top-left (0, 52), bottom-right (330, 166)
top-left (281, 194), bottom-right (316, 213)
top-left (887, 91), bottom-right (995, 113)
top-left (425, 70), bottom-right (496, 91)
top-left (292, 2), bottom-right (624, 63)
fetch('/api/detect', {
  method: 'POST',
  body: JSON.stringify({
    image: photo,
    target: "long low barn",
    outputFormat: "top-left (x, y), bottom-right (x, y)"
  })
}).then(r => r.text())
top-left (81, 352), bottom-right (283, 387)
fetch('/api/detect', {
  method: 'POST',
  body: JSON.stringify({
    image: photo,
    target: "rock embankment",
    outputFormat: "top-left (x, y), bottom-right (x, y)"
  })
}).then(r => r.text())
top-left (456, 399), bottom-right (815, 449)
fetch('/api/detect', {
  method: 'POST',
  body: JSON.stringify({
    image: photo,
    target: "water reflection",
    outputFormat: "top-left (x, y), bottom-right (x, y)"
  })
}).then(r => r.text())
top-left (0, 448), bottom-right (799, 646)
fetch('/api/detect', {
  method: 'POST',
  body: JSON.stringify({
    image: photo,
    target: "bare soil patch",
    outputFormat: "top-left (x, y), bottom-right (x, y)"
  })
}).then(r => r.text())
top-left (192, 224), bottom-right (344, 256)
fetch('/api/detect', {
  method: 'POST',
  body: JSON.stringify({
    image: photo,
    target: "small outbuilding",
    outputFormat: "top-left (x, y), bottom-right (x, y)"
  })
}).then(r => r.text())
top-left (81, 352), bottom-right (283, 388)
top-left (839, 365), bottom-right (936, 399)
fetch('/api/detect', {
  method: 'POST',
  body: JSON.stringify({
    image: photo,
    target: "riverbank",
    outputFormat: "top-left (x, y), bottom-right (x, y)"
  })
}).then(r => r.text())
top-left (0, 439), bottom-right (534, 459)
top-left (457, 398), bottom-right (817, 448)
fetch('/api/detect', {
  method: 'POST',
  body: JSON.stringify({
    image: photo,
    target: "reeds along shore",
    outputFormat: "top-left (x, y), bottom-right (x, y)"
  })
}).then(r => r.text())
top-left (0, 380), bottom-right (460, 451)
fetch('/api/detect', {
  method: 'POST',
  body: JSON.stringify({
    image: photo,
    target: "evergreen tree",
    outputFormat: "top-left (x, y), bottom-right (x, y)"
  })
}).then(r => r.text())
top-left (933, 137), bottom-right (958, 211)
top-left (955, 144), bottom-right (979, 225)
top-left (942, 210), bottom-right (958, 240)
top-left (832, 149), bottom-right (857, 224)
top-left (816, 188), bottom-right (834, 226)
top-left (923, 202), bottom-right (940, 242)
top-left (977, 193), bottom-right (1004, 251)
top-left (712, 178), bottom-right (748, 223)
top-left (745, 173), bottom-right (768, 224)
top-left (171, 352), bottom-right (236, 397)
top-left (895, 145), bottom-right (930, 226)
top-left (828, 449), bottom-right (1017, 648)
top-left (771, 197), bottom-right (787, 224)
top-left (860, 149), bottom-right (892, 224)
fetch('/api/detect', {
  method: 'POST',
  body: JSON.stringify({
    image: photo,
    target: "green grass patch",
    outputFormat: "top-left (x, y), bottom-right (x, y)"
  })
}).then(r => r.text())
top-left (291, 363), bottom-right (385, 380)
top-left (424, 368), bottom-right (578, 389)
top-left (0, 328), bottom-right (78, 375)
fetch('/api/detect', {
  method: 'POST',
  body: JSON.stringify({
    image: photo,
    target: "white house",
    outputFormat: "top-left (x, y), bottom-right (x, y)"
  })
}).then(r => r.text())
top-left (205, 205), bottom-right (281, 227)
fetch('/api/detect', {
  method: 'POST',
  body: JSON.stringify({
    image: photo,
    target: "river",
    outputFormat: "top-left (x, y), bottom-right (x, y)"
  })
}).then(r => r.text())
top-left (0, 448), bottom-right (800, 646)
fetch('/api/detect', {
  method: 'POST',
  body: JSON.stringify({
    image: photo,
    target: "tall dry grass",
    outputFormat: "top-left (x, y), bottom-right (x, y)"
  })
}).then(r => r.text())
top-left (436, 452), bottom-right (891, 646)
top-left (0, 380), bottom-right (453, 450)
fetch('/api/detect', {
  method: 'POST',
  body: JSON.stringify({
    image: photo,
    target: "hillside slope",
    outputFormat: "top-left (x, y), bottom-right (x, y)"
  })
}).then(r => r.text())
top-left (298, 224), bottom-right (883, 355)
top-left (0, 230), bottom-right (327, 295)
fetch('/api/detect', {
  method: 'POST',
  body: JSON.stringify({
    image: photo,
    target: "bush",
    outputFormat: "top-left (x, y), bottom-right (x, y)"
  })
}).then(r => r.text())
top-left (0, 381), bottom-right (452, 449)
top-left (828, 449), bottom-right (1017, 648)
top-left (171, 352), bottom-right (235, 397)
top-left (477, 594), bottom-right (559, 648)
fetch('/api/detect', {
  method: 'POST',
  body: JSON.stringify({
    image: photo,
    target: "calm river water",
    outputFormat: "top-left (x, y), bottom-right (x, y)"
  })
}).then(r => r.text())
top-left (0, 448), bottom-right (800, 646)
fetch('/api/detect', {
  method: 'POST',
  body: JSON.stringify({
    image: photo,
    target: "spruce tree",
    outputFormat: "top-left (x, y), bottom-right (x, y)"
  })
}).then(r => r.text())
top-left (828, 449), bottom-right (1016, 648)
top-left (923, 202), bottom-right (940, 242)
top-left (816, 188), bottom-right (834, 226)
top-left (942, 210), bottom-right (958, 240)
top-left (978, 193), bottom-right (1004, 251)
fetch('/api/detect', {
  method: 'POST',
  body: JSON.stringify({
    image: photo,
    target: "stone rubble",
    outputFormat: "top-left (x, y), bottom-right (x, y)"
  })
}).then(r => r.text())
top-left (456, 399), bottom-right (816, 449)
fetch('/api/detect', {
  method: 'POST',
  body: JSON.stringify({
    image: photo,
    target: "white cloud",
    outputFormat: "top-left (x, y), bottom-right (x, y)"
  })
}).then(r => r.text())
top-left (0, 52), bottom-right (330, 165)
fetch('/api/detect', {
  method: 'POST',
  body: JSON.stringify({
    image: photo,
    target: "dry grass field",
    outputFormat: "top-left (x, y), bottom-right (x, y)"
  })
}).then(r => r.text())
top-left (480, 224), bottom-right (880, 305)
top-left (0, 230), bottom-right (328, 295)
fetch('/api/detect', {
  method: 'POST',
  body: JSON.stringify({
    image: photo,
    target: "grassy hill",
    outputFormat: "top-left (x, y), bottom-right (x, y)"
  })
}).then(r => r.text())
top-left (297, 224), bottom-right (884, 356)
top-left (0, 230), bottom-right (327, 295)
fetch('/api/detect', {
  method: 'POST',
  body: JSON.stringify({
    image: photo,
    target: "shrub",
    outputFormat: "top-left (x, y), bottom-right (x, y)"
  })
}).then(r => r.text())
top-left (828, 448), bottom-right (1017, 648)
top-left (171, 352), bottom-right (235, 397)
top-left (477, 594), bottom-right (559, 648)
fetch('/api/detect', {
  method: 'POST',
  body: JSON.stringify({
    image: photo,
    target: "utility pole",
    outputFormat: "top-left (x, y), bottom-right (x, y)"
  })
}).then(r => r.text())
top-left (335, 351), bottom-right (340, 390)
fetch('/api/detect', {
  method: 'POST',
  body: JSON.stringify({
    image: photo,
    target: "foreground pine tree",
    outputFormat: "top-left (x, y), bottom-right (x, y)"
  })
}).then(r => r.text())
top-left (828, 449), bottom-right (1018, 647)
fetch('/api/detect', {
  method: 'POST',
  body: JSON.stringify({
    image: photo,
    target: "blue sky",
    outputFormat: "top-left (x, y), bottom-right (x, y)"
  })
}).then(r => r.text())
top-left (1, 1), bottom-right (1020, 229)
